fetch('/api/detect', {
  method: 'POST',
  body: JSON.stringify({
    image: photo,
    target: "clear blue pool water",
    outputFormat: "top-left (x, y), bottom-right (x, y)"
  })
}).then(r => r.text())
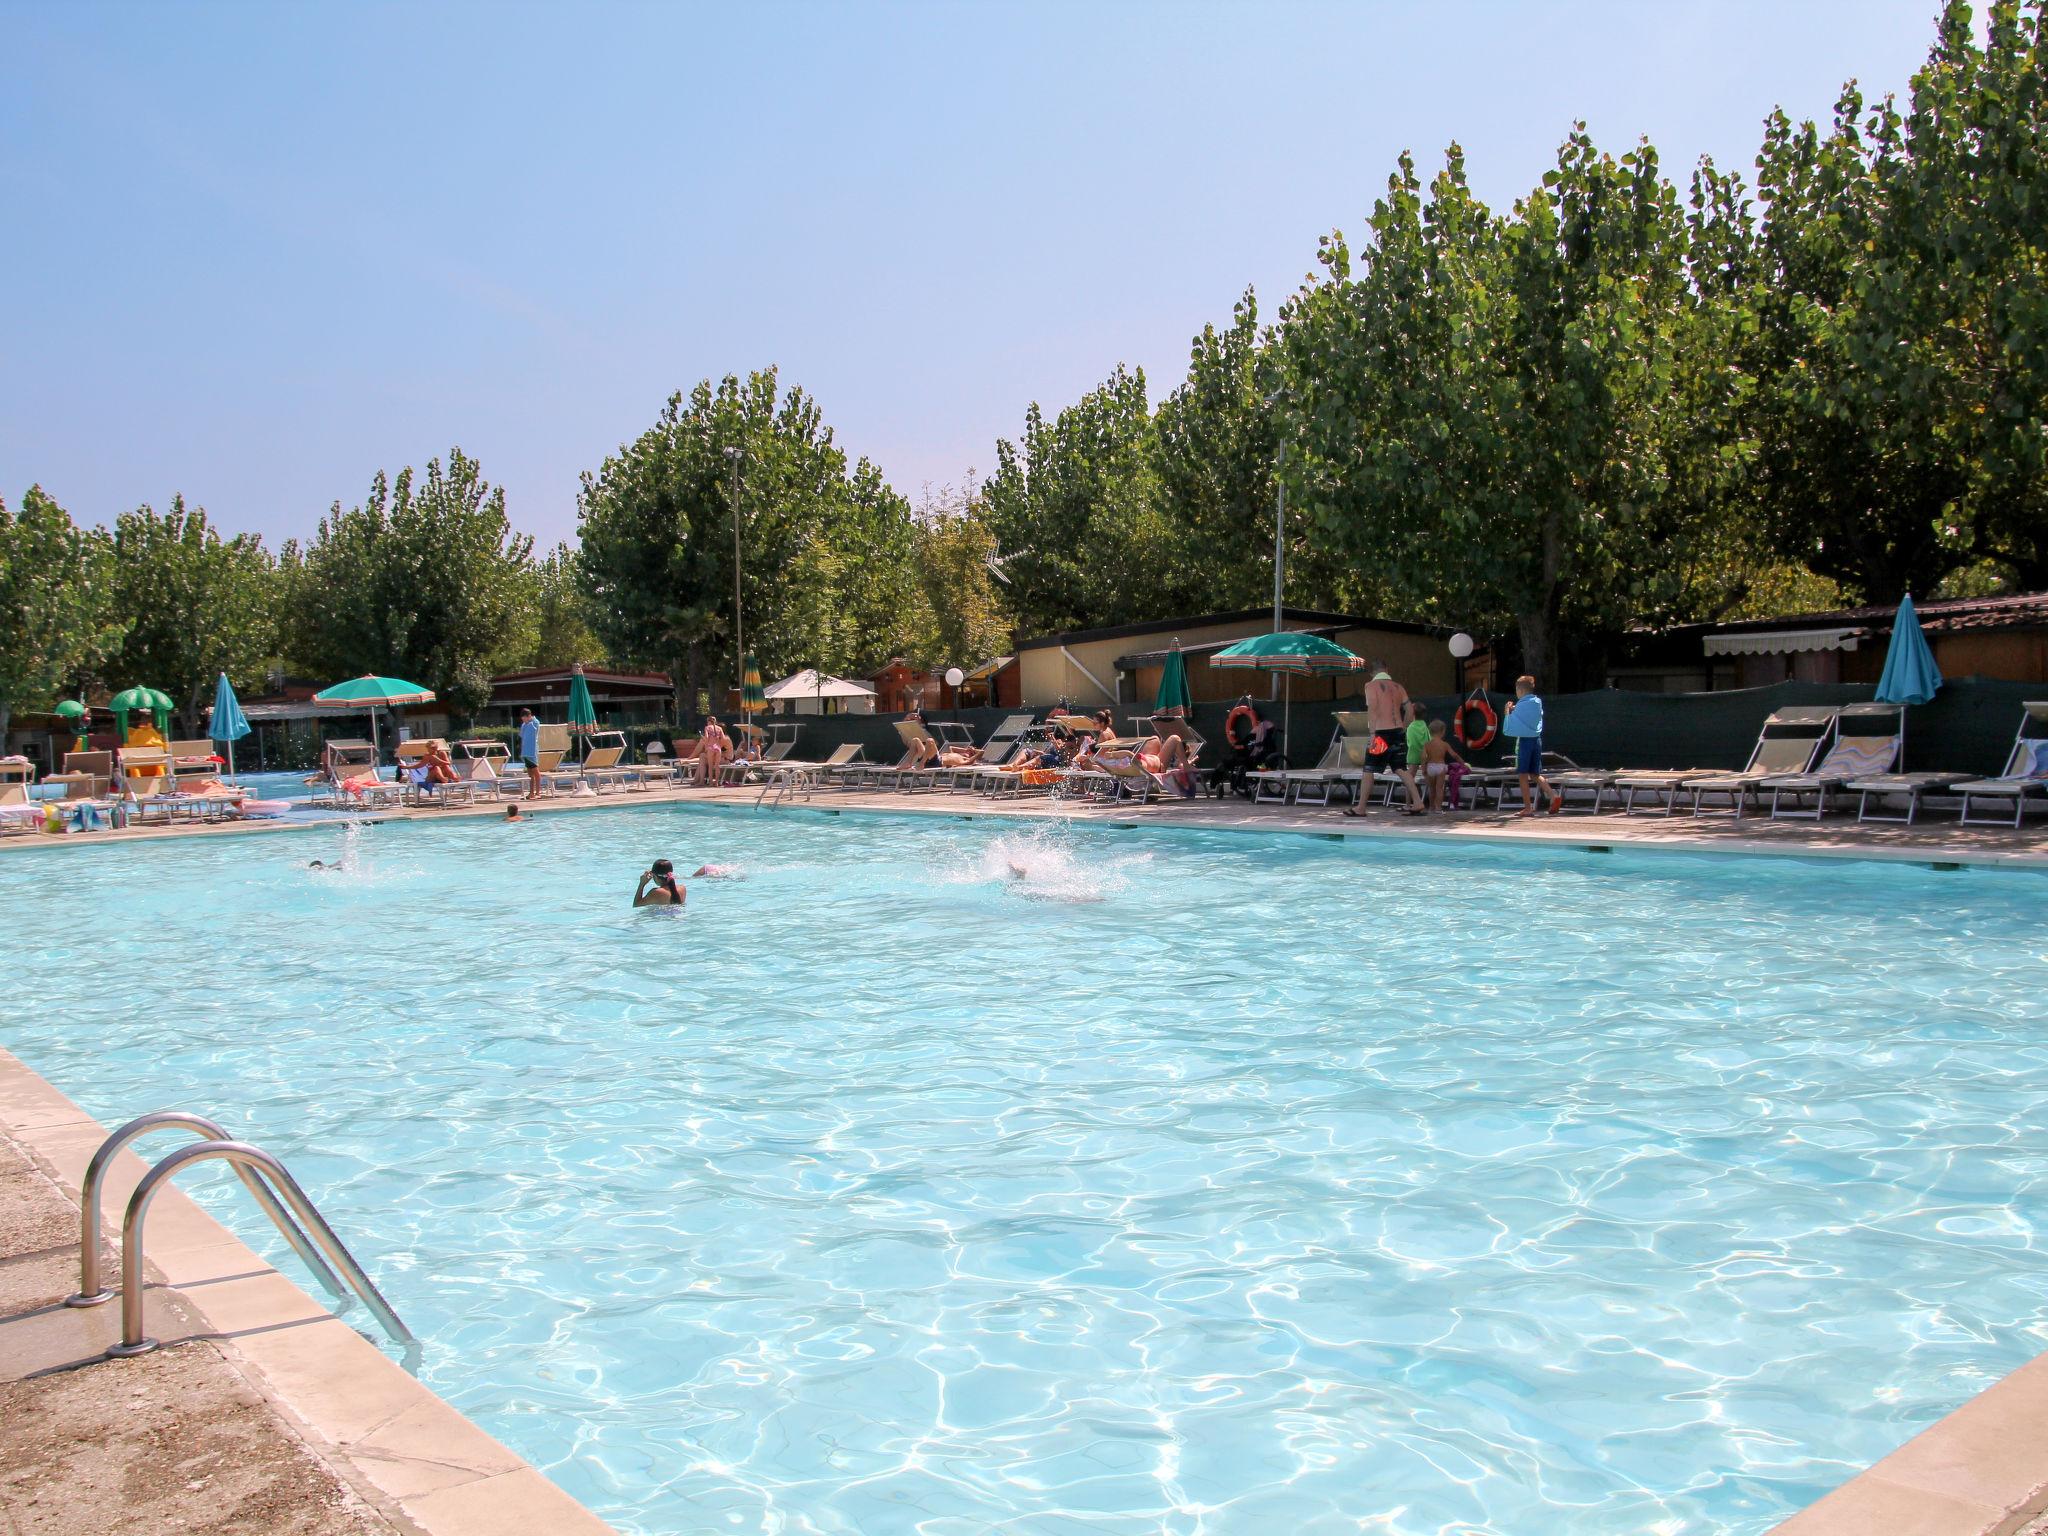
top-left (4, 808), bottom-right (2045, 1535)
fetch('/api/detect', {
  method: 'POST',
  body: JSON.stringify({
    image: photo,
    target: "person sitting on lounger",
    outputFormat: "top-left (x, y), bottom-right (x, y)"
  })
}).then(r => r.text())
top-left (1090, 709), bottom-right (1119, 747)
top-left (633, 858), bottom-right (686, 907)
top-left (422, 742), bottom-right (458, 784)
top-left (689, 718), bottom-right (731, 781)
top-left (1096, 733), bottom-right (1197, 796)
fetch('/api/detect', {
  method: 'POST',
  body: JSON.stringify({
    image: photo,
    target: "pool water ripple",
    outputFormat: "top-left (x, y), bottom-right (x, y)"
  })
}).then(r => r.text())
top-left (4, 808), bottom-right (2046, 1535)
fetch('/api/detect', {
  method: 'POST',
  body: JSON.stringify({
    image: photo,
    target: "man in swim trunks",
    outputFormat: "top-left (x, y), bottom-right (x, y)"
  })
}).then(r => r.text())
top-left (1362, 661), bottom-right (1409, 791)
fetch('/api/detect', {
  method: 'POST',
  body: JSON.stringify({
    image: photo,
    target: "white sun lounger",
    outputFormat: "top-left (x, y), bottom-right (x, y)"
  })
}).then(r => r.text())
top-left (1760, 702), bottom-right (1904, 820)
top-left (1955, 701), bottom-right (2048, 827)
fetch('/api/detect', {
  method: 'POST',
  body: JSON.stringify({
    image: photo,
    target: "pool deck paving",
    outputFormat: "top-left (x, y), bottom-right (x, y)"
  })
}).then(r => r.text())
top-left (0, 1055), bottom-right (619, 1536)
top-left (6, 778), bottom-right (2048, 1535)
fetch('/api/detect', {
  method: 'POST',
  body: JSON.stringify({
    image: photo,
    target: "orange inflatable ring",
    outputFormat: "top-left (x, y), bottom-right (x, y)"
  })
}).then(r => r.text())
top-left (1224, 704), bottom-right (1258, 750)
top-left (1455, 696), bottom-right (1498, 750)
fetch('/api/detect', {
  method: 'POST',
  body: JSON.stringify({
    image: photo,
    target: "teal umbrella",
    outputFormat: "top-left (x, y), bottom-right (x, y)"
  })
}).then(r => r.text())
top-left (54, 698), bottom-right (89, 754)
top-left (1154, 640), bottom-right (1192, 720)
top-left (210, 672), bottom-right (251, 780)
top-left (1211, 631), bottom-right (1365, 766)
top-left (566, 664), bottom-right (598, 760)
top-left (1876, 593), bottom-right (1943, 706)
top-left (313, 675), bottom-right (435, 762)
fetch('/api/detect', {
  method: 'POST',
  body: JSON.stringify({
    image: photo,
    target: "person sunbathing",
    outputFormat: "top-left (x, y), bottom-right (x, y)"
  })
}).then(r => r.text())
top-left (421, 743), bottom-right (458, 784)
top-left (1096, 734), bottom-right (1196, 796)
top-left (687, 718), bottom-right (731, 781)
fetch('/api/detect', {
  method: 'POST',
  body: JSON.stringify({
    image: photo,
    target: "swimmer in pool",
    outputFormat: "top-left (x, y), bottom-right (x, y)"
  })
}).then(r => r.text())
top-left (505, 804), bottom-right (523, 821)
top-left (633, 858), bottom-right (685, 907)
top-left (691, 864), bottom-right (739, 879)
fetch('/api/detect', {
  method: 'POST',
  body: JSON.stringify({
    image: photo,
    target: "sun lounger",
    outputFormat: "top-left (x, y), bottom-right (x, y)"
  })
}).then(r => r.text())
top-left (56, 750), bottom-right (114, 800)
top-left (938, 714), bottom-right (1037, 791)
top-left (1248, 712), bottom-right (1374, 806)
top-left (574, 731), bottom-right (640, 792)
top-left (1759, 703), bottom-right (1904, 819)
top-left (1845, 771), bottom-right (1972, 825)
top-left (1466, 752), bottom-right (1584, 810)
top-left (453, 739), bottom-right (518, 799)
top-left (1955, 701), bottom-right (2048, 827)
top-left (395, 739), bottom-right (476, 808)
top-left (1682, 707), bottom-right (1837, 817)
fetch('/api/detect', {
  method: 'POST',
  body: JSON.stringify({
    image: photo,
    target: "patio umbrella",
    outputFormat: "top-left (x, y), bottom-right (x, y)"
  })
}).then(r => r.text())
top-left (210, 672), bottom-right (251, 780)
top-left (740, 654), bottom-right (766, 718)
top-left (566, 665), bottom-right (598, 759)
top-left (1154, 640), bottom-right (1191, 720)
top-left (1211, 631), bottom-right (1366, 765)
top-left (312, 675), bottom-right (435, 762)
top-left (1876, 593), bottom-right (1943, 706)
top-left (108, 686), bottom-right (175, 742)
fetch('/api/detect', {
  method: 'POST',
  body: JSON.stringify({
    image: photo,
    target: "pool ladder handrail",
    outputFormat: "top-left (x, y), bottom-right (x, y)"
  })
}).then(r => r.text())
top-left (757, 764), bottom-right (817, 807)
top-left (65, 1111), bottom-right (413, 1357)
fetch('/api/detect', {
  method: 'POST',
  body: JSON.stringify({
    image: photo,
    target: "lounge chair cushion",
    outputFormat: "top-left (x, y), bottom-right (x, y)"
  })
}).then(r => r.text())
top-left (1813, 739), bottom-right (1896, 778)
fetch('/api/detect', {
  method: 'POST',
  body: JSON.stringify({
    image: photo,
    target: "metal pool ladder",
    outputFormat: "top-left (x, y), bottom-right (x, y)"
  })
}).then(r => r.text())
top-left (66, 1110), bottom-right (414, 1357)
top-left (757, 764), bottom-right (816, 807)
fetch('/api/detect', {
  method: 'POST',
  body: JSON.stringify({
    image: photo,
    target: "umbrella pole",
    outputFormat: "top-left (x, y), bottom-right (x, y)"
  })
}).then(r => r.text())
top-left (1283, 674), bottom-right (1292, 768)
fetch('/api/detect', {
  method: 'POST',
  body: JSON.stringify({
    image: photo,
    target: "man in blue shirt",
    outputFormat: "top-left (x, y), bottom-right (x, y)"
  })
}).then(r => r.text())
top-left (1501, 674), bottom-right (1562, 816)
top-left (517, 708), bottom-right (541, 799)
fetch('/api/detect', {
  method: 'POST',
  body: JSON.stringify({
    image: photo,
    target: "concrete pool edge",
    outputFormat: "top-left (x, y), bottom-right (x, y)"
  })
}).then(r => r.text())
top-left (0, 1048), bottom-right (619, 1536)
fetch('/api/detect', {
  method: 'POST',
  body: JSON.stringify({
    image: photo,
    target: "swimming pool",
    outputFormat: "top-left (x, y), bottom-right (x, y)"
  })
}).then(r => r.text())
top-left (4, 808), bottom-right (2044, 1535)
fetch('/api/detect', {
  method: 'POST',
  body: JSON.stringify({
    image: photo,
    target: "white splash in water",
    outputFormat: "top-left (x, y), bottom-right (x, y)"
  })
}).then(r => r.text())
top-left (967, 828), bottom-right (1127, 903)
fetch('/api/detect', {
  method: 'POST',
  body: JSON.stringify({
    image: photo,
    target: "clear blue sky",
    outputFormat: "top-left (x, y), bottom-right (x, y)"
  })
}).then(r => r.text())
top-left (1, 1), bottom-right (1944, 550)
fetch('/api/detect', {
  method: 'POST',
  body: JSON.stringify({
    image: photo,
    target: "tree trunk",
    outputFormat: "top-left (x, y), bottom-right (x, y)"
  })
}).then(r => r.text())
top-left (0, 703), bottom-right (12, 754)
top-left (1516, 610), bottom-right (1558, 693)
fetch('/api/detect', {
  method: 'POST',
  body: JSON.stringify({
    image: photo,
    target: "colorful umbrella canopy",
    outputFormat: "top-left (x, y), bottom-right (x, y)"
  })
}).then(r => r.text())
top-left (313, 676), bottom-right (435, 762)
top-left (1876, 593), bottom-right (1943, 706)
top-left (1154, 641), bottom-right (1191, 719)
top-left (210, 673), bottom-right (250, 780)
top-left (740, 654), bottom-right (766, 715)
top-left (108, 686), bottom-right (175, 741)
top-left (1209, 631), bottom-right (1367, 675)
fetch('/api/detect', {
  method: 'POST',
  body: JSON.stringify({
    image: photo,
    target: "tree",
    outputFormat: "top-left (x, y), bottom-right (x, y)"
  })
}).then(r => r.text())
top-left (1726, 0), bottom-right (2047, 598)
top-left (517, 544), bottom-right (606, 671)
top-left (982, 364), bottom-right (1178, 635)
top-left (906, 481), bottom-right (1013, 670)
top-left (283, 449), bottom-right (535, 716)
top-left (1285, 131), bottom-right (1718, 682)
top-left (107, 495), bottom-right (276, 734)
top-left (578, 370), bottom-right (925, 714)
top-left (0, 486), bottom-right (125, 744)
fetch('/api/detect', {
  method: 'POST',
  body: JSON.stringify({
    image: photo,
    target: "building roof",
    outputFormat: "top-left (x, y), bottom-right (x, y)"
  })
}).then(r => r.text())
top-left (1700, 591), bottom-right (2048, 641)
top-left (489, 664), bottom-right (671, 688)
top-left (1014, 607), bottom-right (1438, 653)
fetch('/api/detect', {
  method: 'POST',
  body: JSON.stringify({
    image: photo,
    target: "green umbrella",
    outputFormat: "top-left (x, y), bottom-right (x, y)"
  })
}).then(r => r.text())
top-left (740, 654), bottom-right (766, 717)
top-left (1154, 640), bottom-right (1191, 720)
top-left (566, 664), bottom-right (598, 760)
top-left (108, 686), bottom-right (176, 742)
top-left (1210, 631), bottom-right (1365, 767)
top-left (313, 675), bottom-right (435, 762)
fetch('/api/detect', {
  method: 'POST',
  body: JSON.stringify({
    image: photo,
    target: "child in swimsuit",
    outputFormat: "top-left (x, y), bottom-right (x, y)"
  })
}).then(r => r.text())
top-left (1420, 720), bottom-right (1465, 814)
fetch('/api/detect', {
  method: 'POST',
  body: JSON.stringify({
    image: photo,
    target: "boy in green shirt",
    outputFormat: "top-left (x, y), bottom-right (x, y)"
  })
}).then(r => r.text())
top-left (1399, 700), bottom-right (1429, 814)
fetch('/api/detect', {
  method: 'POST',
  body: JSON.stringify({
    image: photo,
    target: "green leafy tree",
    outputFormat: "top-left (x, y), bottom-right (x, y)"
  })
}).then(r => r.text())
top-left (1286, 132), bottom-right (1718, 681)
top-left (982, 364), bottom-right (1179, 634)
top-left (906, 481), bottom-right (1013, 670)
top-left (107, 495), bottom-right (277, 734)
top-left (1723, 0), bottom-right (2047, 597)
top-left (578, 370), bottom-right (924, 713)
top-left (283, 449), bottom-right (535, 716)
top-left (517, 544), bottom-right (606, 671)
top-left (0, 486), bottom-right (125, 743)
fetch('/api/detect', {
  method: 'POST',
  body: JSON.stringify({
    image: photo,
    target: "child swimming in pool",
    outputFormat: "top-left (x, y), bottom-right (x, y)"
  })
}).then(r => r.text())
top-left (691, 864), bottom-right (739, 879)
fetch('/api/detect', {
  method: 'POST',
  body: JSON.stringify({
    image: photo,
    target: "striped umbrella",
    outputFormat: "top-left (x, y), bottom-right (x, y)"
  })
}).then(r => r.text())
top-left (740, 654), bottom-right (766, 717)
top-left (313, 675), bottom-right (435, 762)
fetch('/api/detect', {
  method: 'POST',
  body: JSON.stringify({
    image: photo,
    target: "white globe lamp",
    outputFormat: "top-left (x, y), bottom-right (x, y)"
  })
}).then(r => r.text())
top-left (1448, 632), bottom-right (1475, 659)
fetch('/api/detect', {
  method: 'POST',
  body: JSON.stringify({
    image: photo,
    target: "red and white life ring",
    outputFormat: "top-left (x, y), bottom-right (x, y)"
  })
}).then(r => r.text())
top-left (1224, 704), bottom-right (1258, 750)
top-left (1454, 696), bottom-right (1498, 750)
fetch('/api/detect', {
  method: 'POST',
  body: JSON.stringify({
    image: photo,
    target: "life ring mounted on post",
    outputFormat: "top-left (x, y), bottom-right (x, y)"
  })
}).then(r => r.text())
top-left (1224, 703), bottom-right (1258, 750)
top-left (1454, 693), bottom-right (1498, 750)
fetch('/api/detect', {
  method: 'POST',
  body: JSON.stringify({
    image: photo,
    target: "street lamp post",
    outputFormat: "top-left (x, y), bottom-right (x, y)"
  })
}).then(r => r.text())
top-left (725, 446), bottom-right (744, 713)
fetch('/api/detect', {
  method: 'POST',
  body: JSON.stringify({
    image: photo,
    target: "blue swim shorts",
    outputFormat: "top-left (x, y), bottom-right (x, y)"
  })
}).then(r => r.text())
top-left (1515, 735), bottom-right (1542, 774)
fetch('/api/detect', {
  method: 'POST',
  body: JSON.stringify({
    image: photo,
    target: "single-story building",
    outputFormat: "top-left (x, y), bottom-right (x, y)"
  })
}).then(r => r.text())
top-left (1013, 608), bottom-right (1459, 710)
top-left (1610, 591), bottom-right (2048, 693)
top-left (483, 665), bottom-right (674, 726)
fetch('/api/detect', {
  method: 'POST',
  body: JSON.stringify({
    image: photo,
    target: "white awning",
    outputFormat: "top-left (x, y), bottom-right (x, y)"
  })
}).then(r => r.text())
top-left (1703, 627), bottom-right (1866, 657)
top-left (763, 669), bottom-right (875, 700)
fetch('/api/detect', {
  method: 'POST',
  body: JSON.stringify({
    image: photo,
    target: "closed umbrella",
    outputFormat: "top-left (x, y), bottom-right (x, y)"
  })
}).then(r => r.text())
top-left (1876, 593), bottom-right (1943, 706)
top-left (210, 672), bottom-right (251, 781)
top-left (1154, 640), bottom-right (1191, 720)
top-left (741, 654), bottom-right (766, 718)
top-left (1211, 631), bottom-right (1366, 765)
top-left (312, 675), bottom-right (435, 763)
top-left (566, 665), bottom-right (598, 759)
